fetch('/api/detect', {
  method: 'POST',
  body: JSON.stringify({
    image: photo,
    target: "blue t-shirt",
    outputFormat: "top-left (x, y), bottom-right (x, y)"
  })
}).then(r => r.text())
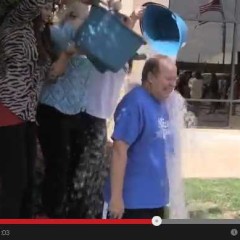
top-left (104, 86), bottom-right (172, 209)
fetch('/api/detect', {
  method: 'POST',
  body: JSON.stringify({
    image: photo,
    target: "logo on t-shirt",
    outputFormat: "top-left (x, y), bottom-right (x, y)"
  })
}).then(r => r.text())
top-left (156, 117), bottom-right (170, 140)
top-left (115, 108), bottom-right (127, 122)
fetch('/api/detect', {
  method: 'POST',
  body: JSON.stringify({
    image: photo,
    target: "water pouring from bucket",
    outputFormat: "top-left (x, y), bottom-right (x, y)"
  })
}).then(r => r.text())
top-left (140, 2), bottom-right (188, 59)
top-left (139, 3), bottom-right (190, 218)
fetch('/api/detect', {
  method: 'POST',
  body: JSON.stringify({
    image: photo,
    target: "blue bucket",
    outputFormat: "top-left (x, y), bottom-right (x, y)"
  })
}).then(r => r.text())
top-left (140, 2), bottom-right (188, 58)
top-left (75, 6), bottom-right (145, 73)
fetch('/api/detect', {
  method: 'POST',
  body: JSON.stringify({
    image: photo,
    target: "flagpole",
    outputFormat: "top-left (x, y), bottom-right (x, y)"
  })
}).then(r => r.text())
top-left (229, 0), bottom-right (238, 120)
top-left (197, 53), bottom-right (201, 63)
top-left (219, 0), bottom-right (226, 65)
top-left (222, 22), bottom-right (226, 64)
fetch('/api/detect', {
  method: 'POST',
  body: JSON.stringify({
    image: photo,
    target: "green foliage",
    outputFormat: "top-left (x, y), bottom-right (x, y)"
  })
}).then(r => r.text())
top-left (185, 179), bottom-right (240, 219)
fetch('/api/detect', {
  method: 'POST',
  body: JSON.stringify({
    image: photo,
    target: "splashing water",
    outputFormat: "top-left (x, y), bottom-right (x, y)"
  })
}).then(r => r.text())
top-left (165, 91), bottom-right (197, 219)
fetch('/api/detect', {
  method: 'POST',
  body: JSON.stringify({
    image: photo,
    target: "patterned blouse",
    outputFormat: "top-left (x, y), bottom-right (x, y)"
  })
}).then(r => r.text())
top-left (0, 0), bottom-right (51, 122)
top-left (40, 23), bottom-right (92, 115)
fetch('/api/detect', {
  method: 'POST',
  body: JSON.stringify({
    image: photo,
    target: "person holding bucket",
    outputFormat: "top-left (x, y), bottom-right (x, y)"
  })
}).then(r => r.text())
top-left (37, 1), bottom-right (92, 218)
top-left (37, 0), bottom-right (143, 218)
top-left (67, 6), bottom-right (145, 219)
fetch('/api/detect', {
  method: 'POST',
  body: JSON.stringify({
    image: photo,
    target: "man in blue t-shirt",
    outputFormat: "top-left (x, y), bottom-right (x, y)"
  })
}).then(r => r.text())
top-left (104, 55), bottom-right (177, 219)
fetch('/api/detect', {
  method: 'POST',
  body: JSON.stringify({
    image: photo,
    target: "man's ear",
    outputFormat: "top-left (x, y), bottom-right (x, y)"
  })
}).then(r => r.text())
top-left (147, 72), bottom-right (154, 83)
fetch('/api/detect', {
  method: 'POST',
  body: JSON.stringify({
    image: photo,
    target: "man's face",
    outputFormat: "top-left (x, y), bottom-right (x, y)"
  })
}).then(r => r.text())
top-left (40, 3), bottom-right (53, 23)
top-left (150, 60), bottom-right (177, 100)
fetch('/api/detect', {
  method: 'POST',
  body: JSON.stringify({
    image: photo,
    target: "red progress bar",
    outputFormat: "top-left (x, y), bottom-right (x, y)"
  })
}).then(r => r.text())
top-left (0, 219), bottom-right (151, 225)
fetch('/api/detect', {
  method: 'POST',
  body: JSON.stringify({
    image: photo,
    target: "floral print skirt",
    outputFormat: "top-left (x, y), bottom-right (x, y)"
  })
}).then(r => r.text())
top-left (66, 114), bottom-right (108, 218)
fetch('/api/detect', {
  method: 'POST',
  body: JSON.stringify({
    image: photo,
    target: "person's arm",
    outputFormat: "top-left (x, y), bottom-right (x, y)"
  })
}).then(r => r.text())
top-left (49, 43), bottom-right (86, 79)
top-left (128, 6), bottom-right (145, 29)
top-left (108, 102), bottom-right (143, 219)
top-left (49, 24), bottom-right (86, 79)
top-left (109, 140), bottom-right (128, 219)
top-left (188, 78), bottom-right (193, 89)
top-left (48, 51), bottom-right (74, 79)
top-left (6, 0), bottom-right (47, 25)
top-left (5, 0), bottom-right (72, 25)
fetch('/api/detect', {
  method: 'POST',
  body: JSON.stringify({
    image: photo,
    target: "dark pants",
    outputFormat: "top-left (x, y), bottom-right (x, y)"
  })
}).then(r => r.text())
top-left (108, 207), bottom-right (166, 219)
top-left (123, 208), bottom-right (165, 219)
top-left (67, 113), bottom-right (107, 219)
top-left (37, 104), bottom-right (87, 218)
top-left (191, 102), bottom-right (200, 117)
top-left (37, 104), bottom-right (107, 218)
top-left (0, 122), bottom-right (36, 218)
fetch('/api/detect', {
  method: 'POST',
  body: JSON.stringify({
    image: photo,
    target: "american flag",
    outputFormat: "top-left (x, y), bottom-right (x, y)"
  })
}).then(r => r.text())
top-left (196, 0), bottom-right (226, 65)
top-left (199, 0), bottom-right (223, 15)
top-left (195, 0), bottom-right (224, 28)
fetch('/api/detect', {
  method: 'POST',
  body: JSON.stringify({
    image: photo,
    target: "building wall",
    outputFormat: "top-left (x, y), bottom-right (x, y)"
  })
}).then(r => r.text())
top-left (121, 0), bottom-right (134, 15)
top-left (121, 0), bottom-right (169, 17)
top-left (134, 0), bottom-right (169, 8)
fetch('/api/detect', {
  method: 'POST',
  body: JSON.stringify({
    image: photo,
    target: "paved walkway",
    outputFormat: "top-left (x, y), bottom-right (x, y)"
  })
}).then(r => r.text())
top-left (182, 129), bottom-right (240, 178)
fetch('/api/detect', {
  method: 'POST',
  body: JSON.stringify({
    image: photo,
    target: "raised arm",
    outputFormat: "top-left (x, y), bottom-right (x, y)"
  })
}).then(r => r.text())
top-left (5, 0), bottom-right (47, 25)
top-left (128, 6), bottom-right (145, 29)
top-left (48, 24), bottom-right (86, 80)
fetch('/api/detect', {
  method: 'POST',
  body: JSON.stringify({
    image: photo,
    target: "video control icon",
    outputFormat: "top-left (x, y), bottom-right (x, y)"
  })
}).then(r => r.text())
top-left (152, 216), bottom-right (162, 226)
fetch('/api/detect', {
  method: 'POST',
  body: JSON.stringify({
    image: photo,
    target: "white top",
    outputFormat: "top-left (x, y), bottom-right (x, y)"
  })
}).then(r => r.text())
top-left (86, 66), bottom-right (127, 120)
top-left (188, 77), bottom-right (203, 99)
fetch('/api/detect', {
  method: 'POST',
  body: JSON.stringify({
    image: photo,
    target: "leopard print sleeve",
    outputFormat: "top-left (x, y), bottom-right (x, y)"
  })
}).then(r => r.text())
top-left (4, 0), bottom-right (46, 25)
top-left (0, 0), bottom-right (52, 122)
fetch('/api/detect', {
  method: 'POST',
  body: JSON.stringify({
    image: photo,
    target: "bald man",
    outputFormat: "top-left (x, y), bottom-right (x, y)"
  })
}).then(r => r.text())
top-left (104, 55), bottom-right (177, 219)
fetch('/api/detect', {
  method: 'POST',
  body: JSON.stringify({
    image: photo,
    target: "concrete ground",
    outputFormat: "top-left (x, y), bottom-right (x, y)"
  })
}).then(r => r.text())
top-left (182, 128), bottom-right (240, 178)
